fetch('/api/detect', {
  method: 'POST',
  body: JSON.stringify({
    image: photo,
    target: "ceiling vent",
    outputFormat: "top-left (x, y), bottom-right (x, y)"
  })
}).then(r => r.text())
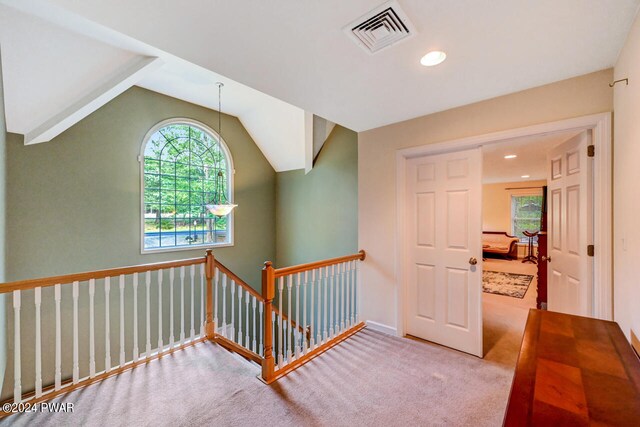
top-left (345, 1), bottom-right (416, 54)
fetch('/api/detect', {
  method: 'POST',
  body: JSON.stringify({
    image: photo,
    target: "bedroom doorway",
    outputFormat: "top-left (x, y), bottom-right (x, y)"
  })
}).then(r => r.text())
top-left (480, 128), bottom-right (596, 358)
top-left (396, 113), bottom-right (611, 358)
top-left (480, 129), bottom-right (594, 316)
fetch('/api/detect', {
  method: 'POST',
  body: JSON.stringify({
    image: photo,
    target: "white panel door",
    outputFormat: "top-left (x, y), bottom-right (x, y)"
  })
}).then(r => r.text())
top-left (405, 148), bottom-right (483, 357)
top-left (547, 131), bottom-right (593, 316)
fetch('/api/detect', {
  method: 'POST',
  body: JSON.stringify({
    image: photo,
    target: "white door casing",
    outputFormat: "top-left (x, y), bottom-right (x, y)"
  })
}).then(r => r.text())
top-left (404, 148), bottom-right (483, 357)
top-left (547, 131), bottom-right (594, 316)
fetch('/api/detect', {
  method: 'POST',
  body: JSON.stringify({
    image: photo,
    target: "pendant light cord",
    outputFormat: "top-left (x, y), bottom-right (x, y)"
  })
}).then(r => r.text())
top-left (215, 82), bottom-right (224, 205)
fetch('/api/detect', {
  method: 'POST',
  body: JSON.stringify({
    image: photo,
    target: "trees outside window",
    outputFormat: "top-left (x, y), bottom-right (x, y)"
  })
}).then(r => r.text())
top-left (511, 194), bottom-right (542, 243)
top-left (141, 120), bottom-right (234, 252)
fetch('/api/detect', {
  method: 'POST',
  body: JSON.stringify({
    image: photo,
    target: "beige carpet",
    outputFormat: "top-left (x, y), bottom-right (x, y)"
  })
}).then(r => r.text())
top-left (2, 260), bottom-right (537, 426)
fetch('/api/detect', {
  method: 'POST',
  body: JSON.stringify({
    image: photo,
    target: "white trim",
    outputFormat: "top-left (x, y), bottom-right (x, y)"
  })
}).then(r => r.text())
top-left (138, 118), bottom-right (236, 254)
top-left (365, 320), bottom-right (398, 336)
top-left (25, 56), bottom-right (163, 145)
top-left (396, 112), bottom-right (613, 338)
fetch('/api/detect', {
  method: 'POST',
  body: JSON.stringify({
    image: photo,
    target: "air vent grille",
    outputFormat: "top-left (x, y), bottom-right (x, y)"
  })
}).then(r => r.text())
top-left (345, 1), bottom-right (416, 54)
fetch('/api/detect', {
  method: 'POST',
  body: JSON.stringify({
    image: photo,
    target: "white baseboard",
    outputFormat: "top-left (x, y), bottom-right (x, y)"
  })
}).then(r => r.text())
top-left (365, 320), bottom-right (397, 336)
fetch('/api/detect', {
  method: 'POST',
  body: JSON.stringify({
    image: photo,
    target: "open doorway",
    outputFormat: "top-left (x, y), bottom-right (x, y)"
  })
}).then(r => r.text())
top-left (396, 113), bottom-right (611, 358)
top-left (481, 129), bottom-right (594, 358)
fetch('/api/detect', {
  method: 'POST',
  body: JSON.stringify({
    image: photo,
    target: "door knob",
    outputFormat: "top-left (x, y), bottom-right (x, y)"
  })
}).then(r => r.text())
top-left (540, 256), bottom-right (551, 263)
top-left (469, 257), bottom-right (478, 265)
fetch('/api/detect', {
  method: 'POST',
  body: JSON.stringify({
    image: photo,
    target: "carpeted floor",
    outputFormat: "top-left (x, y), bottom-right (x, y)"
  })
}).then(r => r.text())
top-left (2, 259), bottom-right (536, 426)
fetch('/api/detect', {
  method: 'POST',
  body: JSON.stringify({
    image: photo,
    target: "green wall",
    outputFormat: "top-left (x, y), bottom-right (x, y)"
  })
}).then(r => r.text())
top-left (6, 86), bottom-right (275, 286)
top-left (0, 85), bottom-right (359, 400)
top-left (275, 125), bottom-right (358, 267)
top-left (2, 86), bottom-right (276, 399)
top-left (0, 47), bottom-right (7, 395)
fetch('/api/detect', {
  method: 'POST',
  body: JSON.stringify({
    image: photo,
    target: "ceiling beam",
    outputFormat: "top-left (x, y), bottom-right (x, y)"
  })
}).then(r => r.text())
top-left (24, 56), bottom-right (163, 145)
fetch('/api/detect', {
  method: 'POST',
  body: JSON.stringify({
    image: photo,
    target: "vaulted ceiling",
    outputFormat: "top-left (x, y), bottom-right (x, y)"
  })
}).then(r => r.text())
top-left (1, 0), bottom-right (639, 171)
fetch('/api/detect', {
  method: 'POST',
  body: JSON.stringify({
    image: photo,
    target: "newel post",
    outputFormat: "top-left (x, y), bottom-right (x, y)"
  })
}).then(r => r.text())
top-left (261, 261), bottom-right (275, 382)
top-left (205, 249), bottom-right (216, 340)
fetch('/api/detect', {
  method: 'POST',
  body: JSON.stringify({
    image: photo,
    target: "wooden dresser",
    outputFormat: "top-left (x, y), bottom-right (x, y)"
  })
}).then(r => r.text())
top-left (504, 309), bottom-right (640, 426)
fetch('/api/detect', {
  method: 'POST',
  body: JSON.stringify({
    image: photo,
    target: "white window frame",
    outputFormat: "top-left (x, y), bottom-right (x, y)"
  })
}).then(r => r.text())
top-left (509, 189), bottom-right (543, 243)
top-left (139, 118), bottom-right (236, 254)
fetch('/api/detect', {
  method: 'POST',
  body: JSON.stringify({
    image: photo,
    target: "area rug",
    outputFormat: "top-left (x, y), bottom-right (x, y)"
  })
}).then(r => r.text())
top-left (483, 270), bottom-right (534, 298)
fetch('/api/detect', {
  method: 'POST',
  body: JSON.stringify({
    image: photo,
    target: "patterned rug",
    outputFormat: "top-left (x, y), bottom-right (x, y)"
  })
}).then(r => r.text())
top-left (482, 270), bottom-right (534, 299)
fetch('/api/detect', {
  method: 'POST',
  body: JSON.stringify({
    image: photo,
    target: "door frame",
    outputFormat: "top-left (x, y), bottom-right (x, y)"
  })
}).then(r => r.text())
top-left (395, 112), bottom-right (612, 338)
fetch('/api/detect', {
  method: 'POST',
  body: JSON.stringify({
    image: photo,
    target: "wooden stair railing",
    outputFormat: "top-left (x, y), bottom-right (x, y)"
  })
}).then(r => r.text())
top-left (0, 255), bottom-right (210, 416)
top-left (261, 250), bottom-right (366, 384)
top-left (208, 254), bottom-right (308, 365)
top-left (0, 249), bottom-right (366, 416)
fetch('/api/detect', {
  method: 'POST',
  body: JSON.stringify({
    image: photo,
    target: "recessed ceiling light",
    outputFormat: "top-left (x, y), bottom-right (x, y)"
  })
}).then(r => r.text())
top-left (420, 51), bottom-right (447, 67)
top-left (521, 175), bottom-right (530, 178)
top-left (504, 154), bottom-right (517, 159)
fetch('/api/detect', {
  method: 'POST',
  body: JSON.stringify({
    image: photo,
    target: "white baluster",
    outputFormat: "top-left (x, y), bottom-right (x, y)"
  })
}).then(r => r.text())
top-left (271, 310), bottom-right (276, 359)
top-left (213, 266), bottom-right (219, 333)
top-left (356, 258), bottom-right (361, 323)
top-left (158, 269), bottom-right (163, 352)
top-left (278, 276), bottom-right (284, 367)
top-left (237, 285), bottom-right (243, 345)
top-left (221, 274), bottom-right (227, 337)
top-left (180, 266), bottom-right (185, 345)
top-left (169, 268), bottom-right (175, 349)
top-left (245, 290), bottom-right (250, 349)
top-left (303, 271), bottom-right (308, 354)
top-left (350, 260), bottom-right (356, 326)
top-left (327, 265), bottom-right (337, 339)
top-left (345, 262), bottom-right (350, 328)
top-left (334, 266), bottom-right (340, 335)
top-left (190, 264), bottom-right (196, 340)
top-left (316, 269), bottom-right (322, 345)
top-left (339, 264), bottom-right (344, 332)
top-left (200, 264), bottom-right (206, 338)
top-left (230, 280), bottom-right (236, 341)
top-left (323, 267), bottom-right (328, 342)
top-left (105, 277), bottom-right (111, 373)
top-left (133, 273), bottom-right (139, 362)
top-left (119, 275), bottom-right (125, 367)
top-left (72, 281), bottom-right (79, 384)
top-left (13, 290), bottom-right (21, 403)
top-left (339, 263), bottom-right (347, 332)
top-left (337, 263), bottom-right (342, 333)
top-left (259, 300), bottom-right (264, 356)
top-left (34, 287), bottom-right (42, 398)
top-left (283, 319), bottom-right (288, 363)
top-left (145, 271), bottom-right (151, 358)
top-left (252, 296), bottom-right (257, 353)
top-left (349, 261), bottom-right (355, 327)
top-left (310, 270), bottom-right (315, 350)
top-left (54, 284), bottom-right (61, 391)
top-left (295, 273), bottom-right (301, 358)
top-left (89, 279), bottom-right (96, 377)
top-left (287, 275), bottom-right (293, 361)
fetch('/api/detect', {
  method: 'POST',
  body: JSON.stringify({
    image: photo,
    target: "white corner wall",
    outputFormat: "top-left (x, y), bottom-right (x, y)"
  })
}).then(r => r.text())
top-left (613, 7), bottom-right (640, 340)
top-left (358, 69), bottom-right (613, 332)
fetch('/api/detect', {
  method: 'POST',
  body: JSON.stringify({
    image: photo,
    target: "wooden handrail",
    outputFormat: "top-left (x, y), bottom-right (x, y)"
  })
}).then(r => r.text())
top-left (0, 256), bottom-right (206, 294)
top-left (216, 260), bottom-right (264, 302)
top-left (273, 250), bottom-right (366, 278)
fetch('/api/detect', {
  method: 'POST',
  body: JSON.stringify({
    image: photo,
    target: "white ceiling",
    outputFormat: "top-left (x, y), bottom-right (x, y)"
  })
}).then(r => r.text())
top-left (0, 1), bottom-right (305, 171)
top-left (482, 130), bottom-right (583, 184)
top-left (1, 0), bottom-right (639, 171)
top-left (43, 0), bottom-right (640, 131)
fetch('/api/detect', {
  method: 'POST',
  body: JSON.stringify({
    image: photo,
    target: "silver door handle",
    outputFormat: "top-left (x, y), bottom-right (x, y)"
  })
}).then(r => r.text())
top-left (469, 257), bottom-right (478, 265)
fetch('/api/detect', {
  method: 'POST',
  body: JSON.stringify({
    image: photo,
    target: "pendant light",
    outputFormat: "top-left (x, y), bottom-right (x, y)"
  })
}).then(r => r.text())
top-left (206, 82), bottom-right (237, 217)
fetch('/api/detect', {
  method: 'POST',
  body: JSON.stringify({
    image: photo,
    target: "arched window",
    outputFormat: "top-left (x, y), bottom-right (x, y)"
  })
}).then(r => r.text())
top-left (141, 119), bottom-right (234, 252)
